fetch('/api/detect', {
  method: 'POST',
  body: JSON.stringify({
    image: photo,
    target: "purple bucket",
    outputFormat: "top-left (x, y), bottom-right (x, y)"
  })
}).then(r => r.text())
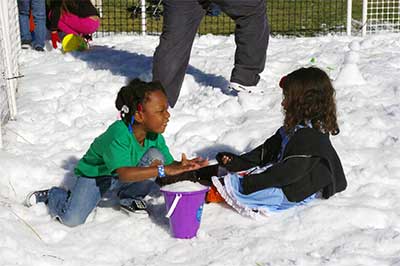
top-left (160, 187), bottom-right (209, 239)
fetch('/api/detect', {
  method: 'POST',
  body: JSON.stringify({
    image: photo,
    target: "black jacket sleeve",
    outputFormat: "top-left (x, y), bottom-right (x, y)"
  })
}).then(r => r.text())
top-left (216, 129), bottom-right (282, 172)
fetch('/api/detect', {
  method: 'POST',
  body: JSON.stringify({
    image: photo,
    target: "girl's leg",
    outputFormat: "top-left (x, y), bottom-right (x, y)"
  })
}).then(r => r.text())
top-left (116, 148), bottom-right (165, 205)
top-left (47, 177), bottom-right (101, 227)
top-left (58, 13), bottom-right (100, 35)
top-left (57, 14), bottom-right (78, 35)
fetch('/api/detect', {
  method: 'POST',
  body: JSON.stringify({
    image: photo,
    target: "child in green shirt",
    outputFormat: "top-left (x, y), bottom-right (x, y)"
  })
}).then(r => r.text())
top-left (25, 79), bottom-right (208, 227)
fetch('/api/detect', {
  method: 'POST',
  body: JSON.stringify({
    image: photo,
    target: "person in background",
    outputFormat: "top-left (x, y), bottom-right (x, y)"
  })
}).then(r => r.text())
top-left (25, 79), bottom-right (208, 227)
top-left (18, 0), bottom-right (47, 51)
top-left (47, 0), bottom-right (100, 49)
top-left (152, 0), bottom-right (269, 108)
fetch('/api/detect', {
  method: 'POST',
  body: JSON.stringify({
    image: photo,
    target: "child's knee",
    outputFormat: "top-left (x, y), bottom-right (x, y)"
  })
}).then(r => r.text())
top-left (59, 212), bottom-right (87, 227)
top-left (139, 148), bottom-right (165, 166)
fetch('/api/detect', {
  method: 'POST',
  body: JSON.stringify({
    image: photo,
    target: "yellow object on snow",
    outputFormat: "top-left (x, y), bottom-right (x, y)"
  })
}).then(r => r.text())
top-left (61, 34), bottom-right (88, 53)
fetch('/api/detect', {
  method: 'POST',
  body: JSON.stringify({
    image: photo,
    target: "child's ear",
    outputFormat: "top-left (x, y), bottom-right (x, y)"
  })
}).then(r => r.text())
top-left (134, 111), bottom-right (144, 123)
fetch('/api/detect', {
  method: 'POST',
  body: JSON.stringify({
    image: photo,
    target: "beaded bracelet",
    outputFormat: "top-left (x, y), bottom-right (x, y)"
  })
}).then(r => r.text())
top-left (157, 165), bottom-right (166, 178)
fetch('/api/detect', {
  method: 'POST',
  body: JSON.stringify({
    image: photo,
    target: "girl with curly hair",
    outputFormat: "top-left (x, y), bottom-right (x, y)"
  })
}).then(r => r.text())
top-left (207, 66), bottom-right (347, 216)
top-left (162, 67), bottom-right (347, 217)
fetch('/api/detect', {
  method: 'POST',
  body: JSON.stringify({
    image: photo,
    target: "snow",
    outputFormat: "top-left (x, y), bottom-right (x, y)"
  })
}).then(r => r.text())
top-left (161, 181), bottom-right (208, 193)
top-left (1, 33), bottom-right (400, 265)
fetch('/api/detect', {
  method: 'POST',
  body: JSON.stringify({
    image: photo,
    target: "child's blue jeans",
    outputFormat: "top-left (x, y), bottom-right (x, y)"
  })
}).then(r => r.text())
top-left (47, 148), bottom-right (165, 227)
top-left (18, 0), bottom-right (46, 48)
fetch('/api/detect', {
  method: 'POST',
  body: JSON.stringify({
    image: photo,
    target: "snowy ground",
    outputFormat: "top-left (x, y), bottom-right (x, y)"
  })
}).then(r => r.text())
top-left (1, 33), bottom-right (400, 266)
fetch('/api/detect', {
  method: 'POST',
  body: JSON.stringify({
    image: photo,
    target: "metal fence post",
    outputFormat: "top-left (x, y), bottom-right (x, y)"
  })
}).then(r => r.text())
top-left (141, 0), bottom-right (146, 35)
top-left (347, 0), bottom-right (352, 36)
top-left (362, 0), bottom-right (368, 36)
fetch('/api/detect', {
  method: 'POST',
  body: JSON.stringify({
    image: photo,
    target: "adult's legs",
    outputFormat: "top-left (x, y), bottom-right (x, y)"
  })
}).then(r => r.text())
top-left (17, 0), bottom-right (32, 42)
top-left (152, 0), bottom-right (205, 108)
top-left (47, 177), bottom-right (101, 227)
top-left (31, 0), bottom-right (46, 48)
top-left (214, 0), bottom-right (269, 86)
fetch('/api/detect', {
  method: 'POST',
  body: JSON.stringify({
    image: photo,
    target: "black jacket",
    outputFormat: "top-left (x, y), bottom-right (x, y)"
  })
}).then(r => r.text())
top-left (217, 128), bottom-right (347, 202)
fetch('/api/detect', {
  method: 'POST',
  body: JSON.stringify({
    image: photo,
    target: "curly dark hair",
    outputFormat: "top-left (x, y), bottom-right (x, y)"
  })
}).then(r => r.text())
top-left (280, 67), bottom-right (339, 135)
top-left (115, 79), bottom-right (166, 125)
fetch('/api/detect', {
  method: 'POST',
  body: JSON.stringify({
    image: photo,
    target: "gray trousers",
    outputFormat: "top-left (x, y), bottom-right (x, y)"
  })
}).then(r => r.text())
top-left (153, 0), bottom-right (269, 107)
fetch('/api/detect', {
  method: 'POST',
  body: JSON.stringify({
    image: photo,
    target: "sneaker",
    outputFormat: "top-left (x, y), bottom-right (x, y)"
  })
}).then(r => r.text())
top-left (21, 40), bottom-right (32, 49)
top-left (24, 189), bottom-right (49, 207)
top-left (228, 82), bottom-right (264, 94)
top-left (82, 34), bottom-right (92, 42)
top-left (120, 198), bottom-right (148, 215)
top-left (34, 46), bottom-right (45, 52)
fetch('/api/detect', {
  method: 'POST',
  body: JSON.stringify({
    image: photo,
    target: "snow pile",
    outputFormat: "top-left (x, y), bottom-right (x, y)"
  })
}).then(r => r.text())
top-left (161, 181), bottom-right (208, 193)
top-left (0, 33), bottom-right (399, 265)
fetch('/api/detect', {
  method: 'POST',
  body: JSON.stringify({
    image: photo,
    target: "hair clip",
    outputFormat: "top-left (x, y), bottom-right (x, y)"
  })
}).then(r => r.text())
top-left (121, 105), bottom-right (129, 114)
top-left (128, 116), bottom-right (135, 133)
top-left (279, 76), bottom-right (287, 89)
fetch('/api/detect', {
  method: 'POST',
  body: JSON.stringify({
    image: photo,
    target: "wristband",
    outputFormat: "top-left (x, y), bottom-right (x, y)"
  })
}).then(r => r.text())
top-left (157, 165), bottom-right (166, 178)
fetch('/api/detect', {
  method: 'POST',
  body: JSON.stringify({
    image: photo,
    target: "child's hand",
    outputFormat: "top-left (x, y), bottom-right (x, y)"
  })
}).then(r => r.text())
top-left (220, 154), bottom-right (232, 165)
top-left (180, 153), bottom-right (209, 168)
top-left (216, 152), bottom-right (234, 165)
top-left (51, 31), bottom-right (60, 49)
top-left (164, 163), bottom-right (197, 176)
top-left (164, 154), bottom-right (209, 176)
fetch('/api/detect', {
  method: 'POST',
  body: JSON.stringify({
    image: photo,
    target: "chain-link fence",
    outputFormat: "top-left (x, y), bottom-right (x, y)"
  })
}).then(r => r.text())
top-left (93, 0), bottom-right (348, 37)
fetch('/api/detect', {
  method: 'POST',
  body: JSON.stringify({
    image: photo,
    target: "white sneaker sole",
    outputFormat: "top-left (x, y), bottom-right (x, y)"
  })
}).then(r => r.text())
top-left (228, 83), bottom-right (264, 94)
top-left (24, 191), bottom-right (36, 207)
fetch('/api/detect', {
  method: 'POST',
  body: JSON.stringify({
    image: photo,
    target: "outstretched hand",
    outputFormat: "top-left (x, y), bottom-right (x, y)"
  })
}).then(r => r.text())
top-left (164, 153), bottom-right (208, 176)
top-left (220, 154), bottom-right (232, 165)
top-left (180, 153), bottom-right (208, 168)
top-left (216, 152), bottom-right (234, 166)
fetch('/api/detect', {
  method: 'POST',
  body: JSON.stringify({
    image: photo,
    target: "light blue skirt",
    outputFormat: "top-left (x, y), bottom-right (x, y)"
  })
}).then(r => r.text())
top-left (212, 167), bottom-right (317, 217)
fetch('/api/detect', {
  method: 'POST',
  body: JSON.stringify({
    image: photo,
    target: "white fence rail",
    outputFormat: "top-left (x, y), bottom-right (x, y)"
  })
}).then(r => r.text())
top-left (0, 0), bottom-right (20, 148)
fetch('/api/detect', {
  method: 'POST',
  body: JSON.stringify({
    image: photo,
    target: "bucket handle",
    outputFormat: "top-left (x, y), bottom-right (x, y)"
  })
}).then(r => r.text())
top-left (165, 194), bottom-right (182, 218)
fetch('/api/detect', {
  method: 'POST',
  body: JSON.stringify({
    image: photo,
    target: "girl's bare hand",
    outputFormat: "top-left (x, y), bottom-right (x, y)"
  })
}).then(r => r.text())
top-left (221, 155), bottom-right (232, 165)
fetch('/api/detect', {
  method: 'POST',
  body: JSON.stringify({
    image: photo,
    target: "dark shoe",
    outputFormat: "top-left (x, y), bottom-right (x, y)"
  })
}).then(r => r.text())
top-left (34, 46), bottom-right (45, 52)
top-left (24, 189), bottom-right (49, 207)
top-left (120, 199), bottom-right (147, 214)
top-left (82, 34), bottom-right (92, 42)
top-left (21, 40), bottom-right (32, 49)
